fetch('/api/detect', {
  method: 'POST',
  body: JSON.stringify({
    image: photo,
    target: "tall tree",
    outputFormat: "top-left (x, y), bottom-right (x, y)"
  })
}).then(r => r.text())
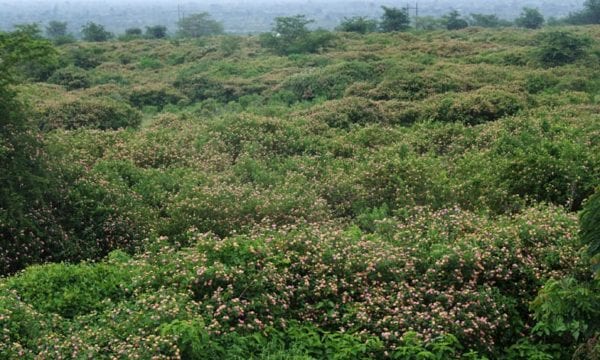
top-left (444, 10), bottom-right (469, 30)
top-left (259, 15), bottom-right (335, 55)
top-left (0, 28), bottom-right (57, 273)
top-left (515, 7), bottom-right (545, 29)
top-left (81, 22), bottom-right (113, 42)
top-left (567, 0), bottom-right (600, 24)
top-left (46, 21), bottom-right (67, 39)
top-left (177, 13), bottom-right (223, 38)
top-left (380, 6), bottom-right (411, 32)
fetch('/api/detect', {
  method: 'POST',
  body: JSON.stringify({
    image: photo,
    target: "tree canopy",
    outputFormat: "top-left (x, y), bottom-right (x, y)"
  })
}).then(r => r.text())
top-left (177, 13), bottom-right (224, 38)
top-left (515, 7), bottom-right (545, 29)
top-left (380, 6), bottom-right (411, 32)
top-left (260, 15), bottom-right (335, 55)
top-left (81, 22), bottom-right (113, 42)
top-left (0, 29), bottom-right (57, 273)
top-left (444, 10), bottom-right (469, 30)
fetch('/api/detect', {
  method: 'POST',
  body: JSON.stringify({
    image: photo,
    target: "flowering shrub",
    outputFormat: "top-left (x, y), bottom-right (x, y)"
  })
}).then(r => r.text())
top-left (0, 205), bottom-right (582, 358)
top-left (36, 97), bottom-right (142, 130)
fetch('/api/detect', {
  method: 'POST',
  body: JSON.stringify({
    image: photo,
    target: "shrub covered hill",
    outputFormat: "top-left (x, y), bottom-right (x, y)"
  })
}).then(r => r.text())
top-left (1, 25), bottom-right (600, 359)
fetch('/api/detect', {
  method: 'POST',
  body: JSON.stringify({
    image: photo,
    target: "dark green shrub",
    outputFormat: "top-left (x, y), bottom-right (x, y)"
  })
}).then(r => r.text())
top-left (581, 189), bottom-right (600, 264)
top-left (145, 25), bottom-right (167, 39)
top-left (129, 85), bottom-right (186, 109)
top-left (65, 46), bottom-right (106, 69)
top-left (515, 7), bottom-right (545, 29)
top-left (0, 27), bottom-right (65, 275)
top-left (445, 10), bottom-right (469, 30)
top-left (48, 65), bottom-right (91, 90)
top-left (81, 22), bottom-right (113, 42)
top-left (336, 16), bottom-right (378, 34)
top-left (380, 6), bottom-right (411, 32)
top-left (175, 72), bottom-right (265, 103)
top-left (36, 97), bottom-right (142, 130)
top-left (535, 31), bottom-right (591, 67)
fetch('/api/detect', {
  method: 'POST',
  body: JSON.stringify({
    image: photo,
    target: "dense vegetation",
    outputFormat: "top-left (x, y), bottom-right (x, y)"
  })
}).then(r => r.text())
top-left (1, 19), bottom-right (599, 359)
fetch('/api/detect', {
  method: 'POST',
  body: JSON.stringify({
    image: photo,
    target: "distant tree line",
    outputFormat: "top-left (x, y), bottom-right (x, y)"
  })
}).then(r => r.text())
top-left (14, 0), bottom-right (599, 47)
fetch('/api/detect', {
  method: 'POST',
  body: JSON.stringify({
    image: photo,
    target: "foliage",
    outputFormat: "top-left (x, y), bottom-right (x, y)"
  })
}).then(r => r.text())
top-left (125, 28), bottom-right (142, 36)
top-left (581, 189), bottom-right (600, 266)
top-left (146, 25), bottom-right (168, 39)
top-left (515, 7), bottom-right (545, 29)
top-left (81, 22), bottom-right (113, 42)
top-left (64, 45), bottom-right (106, 69)
top-left (0, 205), bottom-right (585, 357)
top-left (36, 97), bottom-right (142, 130)
top-left (48, 65), bottom-right (91, 90)
top-left (380, 6), bottom-right (411, 32)
top-left (280, 61), bottom-right (375, 101)
top-left (0, 28), bottom-right (60, 274)
top-left (260, 15), bottom-right (336, 55)
top-left (177, 12), bottom-right (224, 38)
top-left (2, 24), bottom-right (600, 359)
top-left (128, 85), bottom-right (186, 109)
top-left (45, 20), bottom-right (67, 39)
top-left (534, 31), bottom-right (592, 67)
top-left (567, 0), bottom-right (600, 25)
top-left (469, 13), bottom-right (512, 28)
top-left (444, 10), bottom-right (469, 30)
top-left (530, 277), bottom-right (600, 358)
top-left (336, 16), bottom-right (378, 34)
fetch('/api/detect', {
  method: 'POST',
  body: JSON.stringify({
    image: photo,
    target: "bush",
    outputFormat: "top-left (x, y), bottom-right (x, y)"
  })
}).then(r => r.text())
top-left (302, 97), bottom-right (385, 128)
top-left (279, 61), bottom-right (376, 101)
top-left (425, 86), bottom-right (526, 125)
top-left (336, 16), bottom-right (378, 34)
top-left (581, 189), bottom-right (600, 265)
top-left (128, 85), bottom-right (186, 109)
top-left (65, 46), bottom-right (106, 69)
top-left (535, 31), bottom-right (591, 67)
top-left (6, 260), bottom-right (133, 318)
top-left (145, 25), bottom-right (168, 39)
top-left (48, 65), bottom-right (91, 90)
top-left (137, 55), bottom-right (162, 70)
top-left (36, 97), bottom-right (142, 130)
top-left (174, 71), bottom-right (265, 103)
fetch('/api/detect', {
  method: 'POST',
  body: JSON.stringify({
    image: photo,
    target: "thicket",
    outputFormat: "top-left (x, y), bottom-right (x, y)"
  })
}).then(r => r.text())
top-left (1, 25), bottom-right (599, 359)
